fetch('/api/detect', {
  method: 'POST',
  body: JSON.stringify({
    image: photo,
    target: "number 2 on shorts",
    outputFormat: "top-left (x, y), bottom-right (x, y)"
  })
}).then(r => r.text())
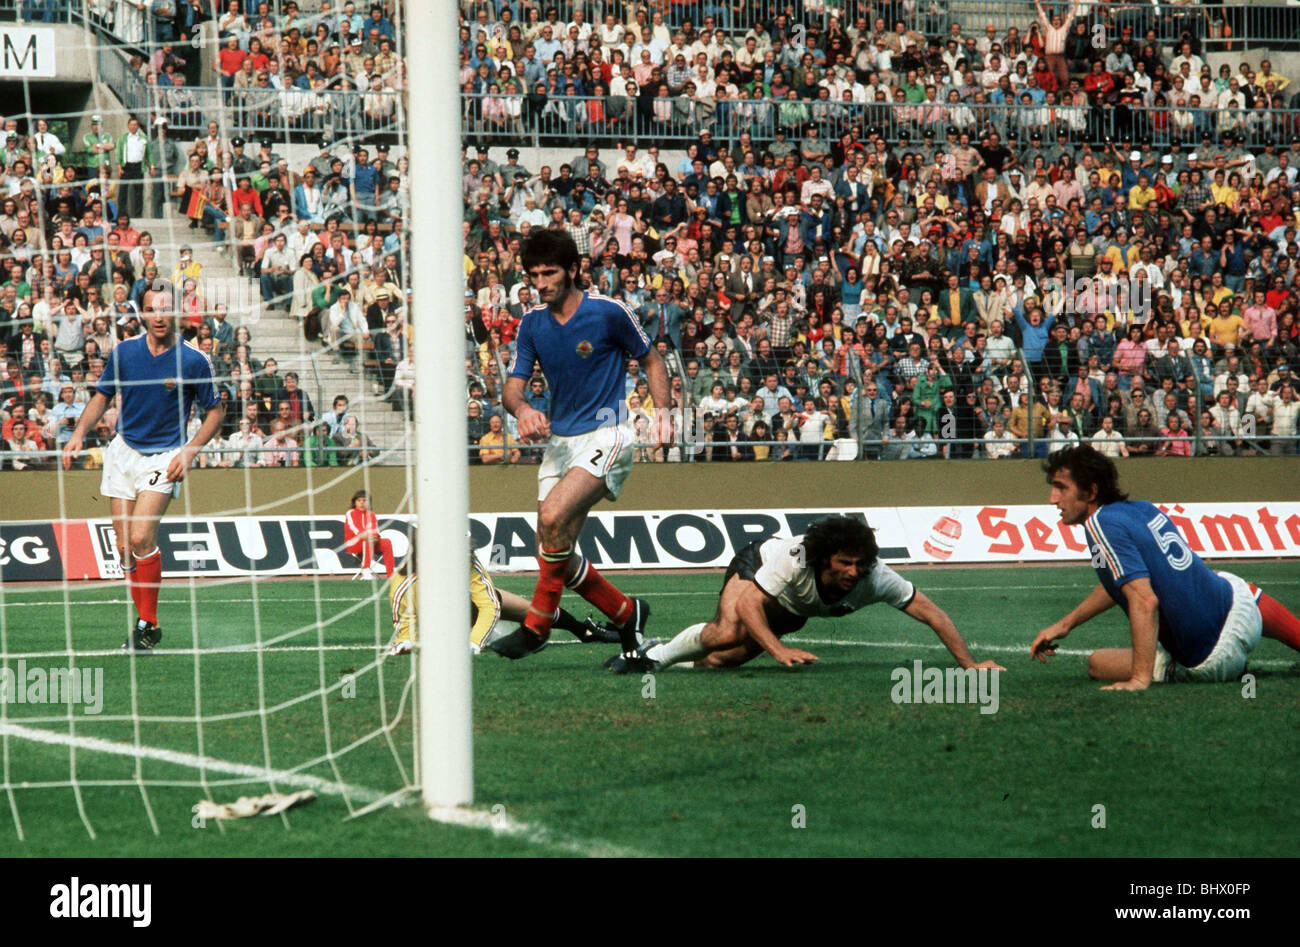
top-left (589, 449), bottom-right (604, 467)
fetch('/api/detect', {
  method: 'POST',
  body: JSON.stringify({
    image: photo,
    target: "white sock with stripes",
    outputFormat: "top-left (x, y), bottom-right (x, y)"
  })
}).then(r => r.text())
top-left (645, 623), bottom-right (707, 669)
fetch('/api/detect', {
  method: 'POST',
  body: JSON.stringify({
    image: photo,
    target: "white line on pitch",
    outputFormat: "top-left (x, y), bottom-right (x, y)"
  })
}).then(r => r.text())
top-left (5, 579), bottom-right (1298, 608)
top-left (785, 637), bottom-right (1298, 669)
top-left (0, 644), bottom-right (385, 659)
top-left (1, 721), bottom-right (649, 857)
top-left (423, 805), bottom-right (650, 858)
top-left (0, 720), bottom-right (389, 803)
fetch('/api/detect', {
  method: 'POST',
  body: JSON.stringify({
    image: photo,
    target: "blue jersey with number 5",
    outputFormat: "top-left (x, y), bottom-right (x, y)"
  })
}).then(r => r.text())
top-left (1085, 500), bottom-right (1233, 667)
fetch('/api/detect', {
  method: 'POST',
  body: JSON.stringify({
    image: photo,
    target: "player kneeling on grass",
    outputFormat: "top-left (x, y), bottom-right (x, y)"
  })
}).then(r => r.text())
top-left (62, 282), bottom-right (224, 652)
top-left (605, 516), bottom-right (1005, 673)
top-left (386, 552), bottom-right (621, 657)
top-left (1031, 445), bottom-right (1300, 689)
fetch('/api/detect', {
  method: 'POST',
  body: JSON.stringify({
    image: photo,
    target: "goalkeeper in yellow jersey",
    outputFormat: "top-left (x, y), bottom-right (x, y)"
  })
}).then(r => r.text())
top-left (386, 552), bottom-right (620, 657)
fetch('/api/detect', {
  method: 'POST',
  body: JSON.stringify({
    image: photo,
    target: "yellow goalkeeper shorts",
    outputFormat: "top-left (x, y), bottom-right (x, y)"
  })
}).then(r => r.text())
top-left (386, 554), bottom-right (502, 654)
top-left (469, 553), bottom-right (501, 653)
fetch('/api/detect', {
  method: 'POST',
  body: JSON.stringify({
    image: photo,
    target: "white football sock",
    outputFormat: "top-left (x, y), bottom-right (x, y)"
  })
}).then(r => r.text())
top-left (646, 623), bottom-right (708, 669)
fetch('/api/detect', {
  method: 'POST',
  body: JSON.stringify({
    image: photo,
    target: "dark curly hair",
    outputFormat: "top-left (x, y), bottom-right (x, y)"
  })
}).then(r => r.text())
top-left (1043, 445), bottom-right (1129, 505)
top-left (801, 516), bottom-right (879, 574)
top-left (520, 228), bottom-right (581, 279)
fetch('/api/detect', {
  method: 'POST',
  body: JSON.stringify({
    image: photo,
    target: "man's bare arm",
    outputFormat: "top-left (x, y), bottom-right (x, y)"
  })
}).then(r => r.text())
top-left (1030, 581), bottom-right (1116, 661)
top-left (1105, 577), bottom-right (1159, 691)
top-left (736, 582), bottom-right (817, 668)
top-left (641, 345), bottom-right (674, 446)
top-left (168, 404), bottom-right (225, 481)
top-left (503, 375), bottom-right (550, 440)
top-left (904, 590), bottom-right (1004, 670)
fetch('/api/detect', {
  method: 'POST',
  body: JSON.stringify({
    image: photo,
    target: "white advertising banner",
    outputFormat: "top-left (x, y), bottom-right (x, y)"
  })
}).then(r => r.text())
top-left (6, 504), bottom-right (1297, 581)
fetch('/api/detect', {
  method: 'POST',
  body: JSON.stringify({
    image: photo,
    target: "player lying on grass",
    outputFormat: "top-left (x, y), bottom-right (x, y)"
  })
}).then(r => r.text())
top-left (604, 516), bottom-right (1005, 673)
top-left (385, 552), bottom-right (620, 657)
top-left (62, 281), bottom-right (223, 652)
top-left (1031, 445), bottom-right (1300, 689)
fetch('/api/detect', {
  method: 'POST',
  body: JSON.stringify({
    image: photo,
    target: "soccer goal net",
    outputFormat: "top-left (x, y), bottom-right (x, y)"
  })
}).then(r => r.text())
top-left (0, 0), bottom-right (468, 846)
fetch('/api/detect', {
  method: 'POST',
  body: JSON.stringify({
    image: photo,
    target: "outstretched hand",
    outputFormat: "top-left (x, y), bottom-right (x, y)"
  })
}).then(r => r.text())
top-left (773, 646), bottom-right (818, 668)
top-left (1030, 621), bottom-right (1070, 663)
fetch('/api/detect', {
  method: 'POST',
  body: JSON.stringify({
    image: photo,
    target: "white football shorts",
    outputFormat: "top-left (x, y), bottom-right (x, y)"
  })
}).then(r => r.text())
top-left (1152, 571), bottom-right (1262, 683)
top-left (537, 423), bottom-right (634, 502)
top-left (100, 436), bottom-right (184, 501)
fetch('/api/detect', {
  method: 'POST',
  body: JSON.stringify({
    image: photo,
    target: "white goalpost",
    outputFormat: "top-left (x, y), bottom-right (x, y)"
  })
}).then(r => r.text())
top-left (408, 0), bottom-right (473, 810)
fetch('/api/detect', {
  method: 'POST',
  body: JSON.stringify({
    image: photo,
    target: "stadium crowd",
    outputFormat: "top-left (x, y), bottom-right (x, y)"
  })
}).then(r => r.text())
top-left (4, 1), bottom-right (1298, 469)
top-left (0, 0), bottom-right (413, 470)
top-left (457, 0), bottom-right (1300, 461)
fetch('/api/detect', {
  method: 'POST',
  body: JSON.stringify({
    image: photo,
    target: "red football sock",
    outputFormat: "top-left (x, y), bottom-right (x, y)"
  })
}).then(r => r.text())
top-left (134, 548), bottom-right (162, 626)
top-left (524, 547), bottom-right (571, 639)
top-left (1255, 588), bottom-right (1300, 652)
top-left (377, 538), bottom-right (395, 578)
top-left (566, 555), bottom-right (633, 626)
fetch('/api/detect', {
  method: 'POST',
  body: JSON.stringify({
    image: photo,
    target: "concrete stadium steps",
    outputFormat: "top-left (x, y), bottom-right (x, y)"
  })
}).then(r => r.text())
top-left (132, 215), bottom-right (412, 452)
top-left (945, 1), bottom-right (1031, 34)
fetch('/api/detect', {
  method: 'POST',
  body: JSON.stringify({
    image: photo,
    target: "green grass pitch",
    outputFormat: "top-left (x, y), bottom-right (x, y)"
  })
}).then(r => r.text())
top-left (0, 564), bottom-right (1296, 857)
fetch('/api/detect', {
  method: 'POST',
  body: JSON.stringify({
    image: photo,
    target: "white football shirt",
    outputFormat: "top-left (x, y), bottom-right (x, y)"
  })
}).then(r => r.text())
top-left (752, 535), bottom-right (915, 618)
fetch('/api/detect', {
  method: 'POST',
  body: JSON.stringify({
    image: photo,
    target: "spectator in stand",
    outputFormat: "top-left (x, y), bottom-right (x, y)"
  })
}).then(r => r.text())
top-left (4, 419), bottom-right (40, 470)
top-left (262, 418), bottom-right (300, 467)
top-left (259, 231), bottom-right (295, 308)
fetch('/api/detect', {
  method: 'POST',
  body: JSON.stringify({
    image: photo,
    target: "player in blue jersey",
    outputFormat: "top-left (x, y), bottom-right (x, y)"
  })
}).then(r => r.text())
top-left (63, 283), bottom-right (224, 652)
top-left (1031, 446), bottom-right (1300, 689)
top-left (502, 229), bottom-right (672, 657)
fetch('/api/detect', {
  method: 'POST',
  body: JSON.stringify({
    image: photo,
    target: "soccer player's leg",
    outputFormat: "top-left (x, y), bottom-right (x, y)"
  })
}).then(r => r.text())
top-left (128, 491), bottom-right (173, 613)
top-left (1249, 582), bottom-right (1300, 653)
top-left (110, 498), bottom-right (141, 617)
top-left (618, 574), bottom-right (756, 673)
top-left (1086, 648), bottom-right (1136, 682)
top-left (525, 463), bottom-right (633, 642)
top-left (495, 588), bottom-right (594, 643)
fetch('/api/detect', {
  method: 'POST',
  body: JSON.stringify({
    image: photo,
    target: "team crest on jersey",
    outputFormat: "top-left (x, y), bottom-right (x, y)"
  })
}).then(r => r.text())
top-left (575, 340), bottom-right (593, 358)
top-left (163, 377), bottom-right (178, 390)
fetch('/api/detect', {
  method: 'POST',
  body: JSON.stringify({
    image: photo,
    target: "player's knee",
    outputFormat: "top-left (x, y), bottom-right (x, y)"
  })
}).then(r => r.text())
top-left (709, 619), bottom-right (746, 649)
top-left (128, 527), bottom-right (156, 556)
top-left (536, 504), bottom-right (567, 543)
top-left (1086, 651), bottom-right (1110, 680)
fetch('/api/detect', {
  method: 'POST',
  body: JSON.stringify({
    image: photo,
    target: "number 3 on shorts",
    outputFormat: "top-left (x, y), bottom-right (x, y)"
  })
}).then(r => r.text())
top-left (149, 470), bottom-right (163, 486)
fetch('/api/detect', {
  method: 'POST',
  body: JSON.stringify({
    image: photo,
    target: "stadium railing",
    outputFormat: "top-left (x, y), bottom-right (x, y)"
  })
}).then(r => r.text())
top-left (1, 0), bottom-right (76, 24)
top-left (447, 0), bottom-right (1300, 50)
top-left (11, 431), bottom-right (1296, 472)
top-left (459, 94), bottom-right (1300, 150)
top-left (97, 43), bottom-right (404, 141)
top-left (74, 0), bottom-right (1300, 53)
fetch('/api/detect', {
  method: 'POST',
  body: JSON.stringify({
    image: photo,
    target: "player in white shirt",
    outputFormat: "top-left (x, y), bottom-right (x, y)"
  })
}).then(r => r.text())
top-left (605, 516), bottom-right (1004, 672)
